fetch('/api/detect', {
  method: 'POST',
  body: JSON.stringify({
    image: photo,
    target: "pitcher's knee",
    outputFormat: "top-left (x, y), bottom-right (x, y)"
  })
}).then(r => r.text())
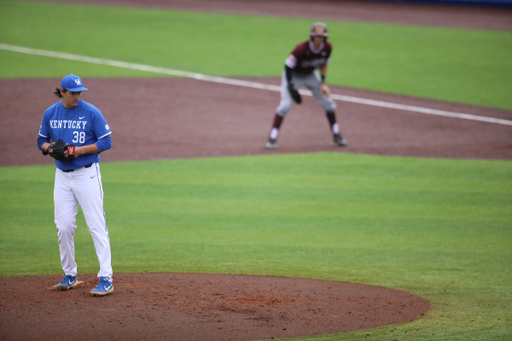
top-left (55, 218), bottom-right (75, 235)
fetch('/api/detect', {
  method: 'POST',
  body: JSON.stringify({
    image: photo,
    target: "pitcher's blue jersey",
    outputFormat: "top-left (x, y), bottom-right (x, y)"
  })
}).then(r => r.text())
top-left (38, 99), bottom-right (112, 171)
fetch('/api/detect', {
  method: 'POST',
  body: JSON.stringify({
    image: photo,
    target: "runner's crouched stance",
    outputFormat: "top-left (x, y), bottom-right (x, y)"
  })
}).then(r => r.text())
top-left (37, 74), bottom-right (114, 296)
top-left (266, 22), bottom-right (347, 150)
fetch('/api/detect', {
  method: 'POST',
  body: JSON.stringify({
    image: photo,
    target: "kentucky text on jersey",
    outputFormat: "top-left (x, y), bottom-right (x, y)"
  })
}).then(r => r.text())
top-left (38, 99), bottom-right (112, 171)
top-left (49, 120), bottom-right (88, 129)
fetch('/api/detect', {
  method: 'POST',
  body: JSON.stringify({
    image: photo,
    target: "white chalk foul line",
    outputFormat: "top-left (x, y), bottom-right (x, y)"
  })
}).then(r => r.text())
top-left (330, 94), bottom-right (512, 126)
top-left (1, 43), bottom-right (511, 127)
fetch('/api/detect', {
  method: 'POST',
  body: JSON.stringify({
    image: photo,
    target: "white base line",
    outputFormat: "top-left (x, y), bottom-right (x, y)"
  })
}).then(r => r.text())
top-left (1, 43), bottom-right (511, 127)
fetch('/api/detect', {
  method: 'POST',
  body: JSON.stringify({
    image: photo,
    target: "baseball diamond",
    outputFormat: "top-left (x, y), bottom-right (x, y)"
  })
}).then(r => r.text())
top-left (0, 0), bottom-right (511, 341)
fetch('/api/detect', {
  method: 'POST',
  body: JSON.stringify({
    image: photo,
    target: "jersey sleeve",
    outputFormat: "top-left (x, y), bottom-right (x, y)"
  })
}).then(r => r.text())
top-left (95, 134), bottom-right (112, 153)
top-left (285, 54), bottom-right (297, 69)
top-left (89, 106), bottom-right (112, 141)
top-left (325, 43), bottom-right (332, 65)
top-left (37, 109), bottom-right (52, 150)
top-left (87, 108), bottom-right (112, 154)
top-left (38, 110), bottom-right (51, 139)
top-left (285, 42), bottom-right (307, 69)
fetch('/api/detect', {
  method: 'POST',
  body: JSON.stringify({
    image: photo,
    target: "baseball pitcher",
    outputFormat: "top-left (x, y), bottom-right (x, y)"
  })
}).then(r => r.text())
top-left (37, 74), bottom-right (114, 296)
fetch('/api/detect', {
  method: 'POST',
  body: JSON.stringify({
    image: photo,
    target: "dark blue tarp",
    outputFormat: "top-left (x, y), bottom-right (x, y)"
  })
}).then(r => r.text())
top-left (356, 0), bottom-right (512, 7)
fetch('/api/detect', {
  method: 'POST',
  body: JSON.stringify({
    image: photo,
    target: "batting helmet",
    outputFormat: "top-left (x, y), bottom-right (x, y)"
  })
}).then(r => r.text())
top-left (310, 22), bottom-right (328, 38)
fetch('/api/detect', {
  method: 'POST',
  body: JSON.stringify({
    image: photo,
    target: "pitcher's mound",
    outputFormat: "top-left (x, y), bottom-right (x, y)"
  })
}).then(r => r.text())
top-left (1, 273), bottom-right (429, 340)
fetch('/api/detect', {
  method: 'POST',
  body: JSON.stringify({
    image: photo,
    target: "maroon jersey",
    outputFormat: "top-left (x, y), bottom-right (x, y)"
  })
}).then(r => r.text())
top-left (285, 41), bottom-right (332, 74)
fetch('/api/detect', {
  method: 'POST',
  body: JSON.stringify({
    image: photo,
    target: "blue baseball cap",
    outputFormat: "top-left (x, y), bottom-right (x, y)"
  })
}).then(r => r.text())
top-left (60, 74), bottom-right (88, 92)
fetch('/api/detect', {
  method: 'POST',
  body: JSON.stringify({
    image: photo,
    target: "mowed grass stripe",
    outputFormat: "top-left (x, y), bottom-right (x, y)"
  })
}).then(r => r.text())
top-left (1, 1), bottom-right (512, 109)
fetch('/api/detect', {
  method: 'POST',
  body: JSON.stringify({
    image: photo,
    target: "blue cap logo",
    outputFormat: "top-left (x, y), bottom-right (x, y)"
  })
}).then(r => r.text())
top-left (60, 74), bottom-right (88, 92)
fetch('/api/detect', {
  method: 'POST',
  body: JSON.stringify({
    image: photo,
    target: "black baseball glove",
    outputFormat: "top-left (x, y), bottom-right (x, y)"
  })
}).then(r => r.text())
top-left (287, 83), bottom-right (302, 104)
top-left (48, 139), bottom-right (75, 163)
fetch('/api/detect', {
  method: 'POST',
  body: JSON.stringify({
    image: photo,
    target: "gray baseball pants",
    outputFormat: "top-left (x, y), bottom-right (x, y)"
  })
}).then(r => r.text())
top-left (275, 69), bottom-right (336, 117)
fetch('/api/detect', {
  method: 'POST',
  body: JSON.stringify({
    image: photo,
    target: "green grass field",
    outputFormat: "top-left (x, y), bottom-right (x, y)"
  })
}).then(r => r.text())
top-left (1, 154), bottom-right (511, 340)
top-left (1, 0), bottom-right (512, 109)
top-left (1, 1), bottom-right (511, 340)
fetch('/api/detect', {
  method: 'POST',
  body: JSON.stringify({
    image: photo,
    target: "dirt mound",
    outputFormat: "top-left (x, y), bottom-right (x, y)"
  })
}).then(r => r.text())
top-left (0, 273), bottom-right (430, 340)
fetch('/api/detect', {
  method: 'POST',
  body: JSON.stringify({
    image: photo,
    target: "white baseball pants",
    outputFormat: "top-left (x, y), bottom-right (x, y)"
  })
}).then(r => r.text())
top-left (54, 163), bottom-right (113, 280)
